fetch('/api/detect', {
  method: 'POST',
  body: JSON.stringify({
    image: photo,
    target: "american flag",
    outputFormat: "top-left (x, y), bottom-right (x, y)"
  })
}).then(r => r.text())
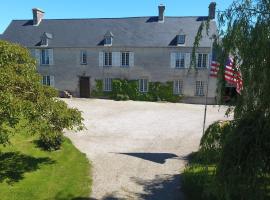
top-left (210, 61), bottom-right (220, 78)
top-left (224, 57), bottom-right (243, 94)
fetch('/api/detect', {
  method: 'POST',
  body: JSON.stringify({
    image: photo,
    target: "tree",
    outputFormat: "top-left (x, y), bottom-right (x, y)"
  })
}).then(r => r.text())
top-left (0, 40), bottom-right (84, 150)
top-left (215, 1), bottom-right (270, 199)
top-left (194, 0), bottom-right (270, 199)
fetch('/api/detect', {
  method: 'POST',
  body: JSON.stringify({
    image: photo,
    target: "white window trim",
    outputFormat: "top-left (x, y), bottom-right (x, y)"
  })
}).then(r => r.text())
top-left (177, 35), bottom-right (186, 46)
top-left (42, 75), bottom-right (54, 87)
top-left (103, 52), bottom-right (112, 67)
top-left (195, 81), bottom-right (205, 96)
top-left (104, 37), bottom-right (112, 46)
top-left (196, 53), bottom-right (209, 68)
top-left (103, 78), bottom-right (112, 92)
top-left (121, 52), bottom-right (130, 67)
top-left (40, 49), bottom-right (50, 65)
top-left (80, 50), bottom-right (87, 65)
top-left (175, 53), bottom-right (185, 68)
top-left (139, 79), bottom-right (148, 93)
top-left (173, 80), bottom-right (183, 95)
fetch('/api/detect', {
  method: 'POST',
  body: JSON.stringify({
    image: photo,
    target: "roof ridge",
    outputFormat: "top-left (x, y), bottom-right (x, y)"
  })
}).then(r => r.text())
top-left (11, 16), bottom-right (206, 21)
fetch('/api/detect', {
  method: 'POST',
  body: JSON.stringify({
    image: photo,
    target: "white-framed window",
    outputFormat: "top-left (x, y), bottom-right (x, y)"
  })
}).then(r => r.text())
top-left (104, 37), bottom-right (112, 46)
top-left (104, 52), bottom-right (112, 67)
top-left (41, 49), bottom-right (49, 65)
top-left (173, 80), bottom-right (183, 95)
top-left (121, 52), bottom-right (130, 67)
top-left (80, 50), bottom-right (87, 64)
top-left (103, 78), bottom-right (112, 92)
top-left (42, 75), bottom-right (54, 87)
top-left (175, 53), bottom-right (185, 68)
top-left (177, 35), bottom-right (185, 45)
top-left (195, 81), bottom-right (204, 96)
top-left (139, 79), bottom-right (148, 93)
top-left (197, 53), bottom-right (208, 68)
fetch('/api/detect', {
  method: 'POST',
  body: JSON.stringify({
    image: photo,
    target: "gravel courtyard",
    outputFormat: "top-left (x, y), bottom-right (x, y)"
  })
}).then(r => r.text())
top-left (64, 98), bottom-right (229, 200)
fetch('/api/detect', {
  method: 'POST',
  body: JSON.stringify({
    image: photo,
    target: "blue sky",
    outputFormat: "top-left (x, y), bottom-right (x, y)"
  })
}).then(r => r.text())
top-left (0, 0), bottom-right (233, 34)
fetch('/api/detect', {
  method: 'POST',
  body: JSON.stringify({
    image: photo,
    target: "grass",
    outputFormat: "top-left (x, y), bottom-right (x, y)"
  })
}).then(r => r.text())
top-left (182, 152), bottom-right (217, 200)
top-left (0, 133), bottom-right (92, 200)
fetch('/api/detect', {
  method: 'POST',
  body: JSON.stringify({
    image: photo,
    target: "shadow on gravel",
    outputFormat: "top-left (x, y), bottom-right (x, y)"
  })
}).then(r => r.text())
top-left (131, 174), bottom-right (185, 200)
top-left (115, 152), bottom-right (179, 164)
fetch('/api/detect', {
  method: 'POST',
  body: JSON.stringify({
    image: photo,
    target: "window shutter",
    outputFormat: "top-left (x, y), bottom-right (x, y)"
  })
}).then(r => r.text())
top-left (207, 54), bottom-right (210, 68)
top-left (99, 52), bottom-right (103, 67)
top-left (50, 76), bottom-right (55, 87)
top-left (170, 53), bottom-right (176, 68)
top-left (35, 49), bottom-right (40, 65)
top-left (129, 52), bottom-right (134, 67)
top-left (48, 49), bottom-right (54, 65)
top-left (112, 52), bottom-right (120, 66)
top-left (185, 53), bottom-right (190, 68)
top-left (207, 53), bottom-right (212, 69)
top-left (195, 53), bottom-right (199, 68)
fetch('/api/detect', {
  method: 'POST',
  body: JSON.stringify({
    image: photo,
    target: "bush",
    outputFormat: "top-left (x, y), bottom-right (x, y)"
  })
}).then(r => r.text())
top-left (92, 79), bottom-right (182, 102)
top-left (199, 120), bottom-right (232, 164)
top-left (38, 131), bottom-right (63, 151)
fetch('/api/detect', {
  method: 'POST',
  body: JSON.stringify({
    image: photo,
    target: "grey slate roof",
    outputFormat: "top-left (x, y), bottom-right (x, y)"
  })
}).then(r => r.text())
top-left (2, 16), bottom-right (216, 48)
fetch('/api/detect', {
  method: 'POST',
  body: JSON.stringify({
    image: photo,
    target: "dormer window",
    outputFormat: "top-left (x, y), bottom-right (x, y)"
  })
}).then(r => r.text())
top-left (177, 35), bottom-right (186, 46)
top-left (104, 31), bottom-right (113, 46)
top-left (41, 37), bottom-right (48, 46)
top-left (40, 32), bottom-right (53, 47)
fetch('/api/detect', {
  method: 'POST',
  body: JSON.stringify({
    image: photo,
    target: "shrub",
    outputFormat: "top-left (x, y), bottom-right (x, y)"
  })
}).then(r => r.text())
top-left (92, 79), bottom-right (182, 103)
top-left (39, 131), bottom-right (63, 151)
top-left (199, 120), bottom-right (233, 164)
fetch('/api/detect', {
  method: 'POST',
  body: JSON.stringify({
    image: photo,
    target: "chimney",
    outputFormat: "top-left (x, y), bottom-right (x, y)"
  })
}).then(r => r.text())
top-left (32, 8), bottom-right (44, 26)
top-left (158, 4), bottom-right (165, 22)
top-left (208, 2), bottom-right (216, 20)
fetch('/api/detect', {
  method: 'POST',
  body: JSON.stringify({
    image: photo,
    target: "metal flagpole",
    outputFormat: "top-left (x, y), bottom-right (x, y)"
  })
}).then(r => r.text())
top-left (202, 36), bottom-right (214, 135)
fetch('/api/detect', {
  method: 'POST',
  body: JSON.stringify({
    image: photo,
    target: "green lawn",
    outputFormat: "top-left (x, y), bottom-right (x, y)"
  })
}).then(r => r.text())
top-left (0, 133), bottom-right (92, 200)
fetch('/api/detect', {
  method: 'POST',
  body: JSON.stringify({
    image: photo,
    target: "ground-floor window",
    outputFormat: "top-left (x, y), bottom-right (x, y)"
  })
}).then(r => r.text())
top-left (195, 81), bottom-right (204, 96)
top-left (42, 75), bottom-right (54, 86)
top-left (103, 78), bottom-right (112, 91)
top-left (139, 79), bottom-right (148, 93)
top-left (173, 80), bottom-right (183, 95)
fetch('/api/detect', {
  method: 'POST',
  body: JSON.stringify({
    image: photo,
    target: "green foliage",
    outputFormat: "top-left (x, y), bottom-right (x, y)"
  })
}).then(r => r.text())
top-left (185, 1), bottom-right (270, 199)
top-left (0, 133), bottom-right (92, 199)
top-left (38, 131), bottom-right (63, 151)
top-left (182, 163), bottom-right (217, 200)
top-left (92, 79), bottom-right (182, 103)
top-left (199, 120), bottom-right (233, 164)
top-left (0, 40), bottom-right (84, 149)
top-left (217, 113), bottom-right (270, 200)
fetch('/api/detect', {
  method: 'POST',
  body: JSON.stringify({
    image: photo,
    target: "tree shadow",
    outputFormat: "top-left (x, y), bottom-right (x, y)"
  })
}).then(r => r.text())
top-left (54, 192), bottom-right (123, 200)
top-left (0, 151), bottom-right (55, 184)
top-left (114, 152), bottom-right (179, 164)
top-left (131, 174), bottom-right (186, 200)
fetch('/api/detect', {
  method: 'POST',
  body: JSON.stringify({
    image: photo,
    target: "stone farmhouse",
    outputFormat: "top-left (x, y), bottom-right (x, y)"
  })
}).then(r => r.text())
top-left (1, 3), bottom-right (218, 104)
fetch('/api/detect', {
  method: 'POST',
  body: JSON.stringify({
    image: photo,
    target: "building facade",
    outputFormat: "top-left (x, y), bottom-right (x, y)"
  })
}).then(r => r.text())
top-left (1, 3), bottom-right (218, 104)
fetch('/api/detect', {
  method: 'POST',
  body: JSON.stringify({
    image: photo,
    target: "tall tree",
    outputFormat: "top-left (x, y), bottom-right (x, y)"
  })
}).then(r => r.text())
top-left (0, 40), bottom-right (84, 150)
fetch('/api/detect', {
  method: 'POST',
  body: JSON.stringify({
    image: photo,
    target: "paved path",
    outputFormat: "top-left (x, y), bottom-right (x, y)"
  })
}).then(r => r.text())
top-left (64, 99), bottom-right (229, 200)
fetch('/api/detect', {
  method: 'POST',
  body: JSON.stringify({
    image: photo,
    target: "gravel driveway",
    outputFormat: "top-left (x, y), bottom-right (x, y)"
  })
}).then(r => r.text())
top-left (64, 98), bottom-right (229, 200)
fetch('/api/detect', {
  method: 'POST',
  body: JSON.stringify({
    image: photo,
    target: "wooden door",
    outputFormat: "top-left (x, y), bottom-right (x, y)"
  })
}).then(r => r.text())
top-left (79, 77), bottom-right (90, 98)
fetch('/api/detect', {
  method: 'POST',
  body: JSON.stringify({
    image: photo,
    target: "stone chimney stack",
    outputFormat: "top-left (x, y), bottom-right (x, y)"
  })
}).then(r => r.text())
top-left (208, 2), bottom-right (216, 20)
top-left (158, 4), bottom-right (165, 22)
top-left (32, 8), bottom-right (44, 26)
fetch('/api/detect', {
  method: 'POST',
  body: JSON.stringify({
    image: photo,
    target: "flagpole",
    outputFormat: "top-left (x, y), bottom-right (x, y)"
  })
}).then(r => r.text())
top-left (202, 36), bottom-right (214, 135)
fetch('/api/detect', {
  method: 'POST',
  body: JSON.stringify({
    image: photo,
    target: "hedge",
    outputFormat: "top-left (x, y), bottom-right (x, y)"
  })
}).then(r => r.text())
top-left (92, 79), bottom-right (182, 103)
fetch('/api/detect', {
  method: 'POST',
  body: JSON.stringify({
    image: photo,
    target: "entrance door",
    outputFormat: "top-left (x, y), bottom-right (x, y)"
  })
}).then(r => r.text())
top-left (79, 77), bottom-right (90, 98)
